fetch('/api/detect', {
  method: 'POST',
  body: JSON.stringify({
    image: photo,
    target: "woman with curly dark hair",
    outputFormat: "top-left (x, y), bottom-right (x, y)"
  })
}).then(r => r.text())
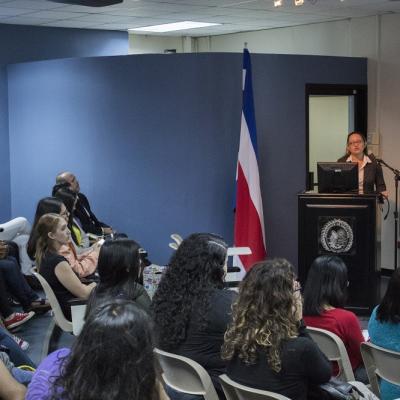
top-left (26, 300), bottom-right (169, 400)
top-left (151, 233), bottom-right (236, 398)
top-left (222, 259), bottom-right (331, 400)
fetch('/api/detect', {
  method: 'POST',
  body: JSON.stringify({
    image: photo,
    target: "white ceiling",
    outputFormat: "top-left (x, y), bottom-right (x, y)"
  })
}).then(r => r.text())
top-left (0, 0), bottom-right (399, 36)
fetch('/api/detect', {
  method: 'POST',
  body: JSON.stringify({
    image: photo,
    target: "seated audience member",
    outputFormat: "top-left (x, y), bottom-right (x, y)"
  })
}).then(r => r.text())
top-left (368, 269), bottom-right (400, 400)
top-left (0, 326), bottom-right (35, 368)
top-left (53, 187), bottom-right (90, 249)
top-left (0, 359), bottom-right (26, 400)
top-left (223, 259), bottom-right (331, 400)
top-left (303, 255), bottom-right (367, 383)
top-left (27, 197), bottom-right (100, 278)
top-left (56, 171), bottom-right (112, 236)
top-left (26, 300), bottom-right (169, 400)
top-left (86, 239), bottom-right (150, 316)
top-left (27, 197), bottom-right (68, 261)
top-left (0, 272), bottom-right (35, 331)
top-left (0, 243), bottom-right (49, 324)
top-left (0, 217), bottom-right (33, 277)
top-left (0, 350), bottom-right (33, 385)
top-left (151, 233), bottom-right (236, 399)
top-left (35, 213), bottom-right (96, 320)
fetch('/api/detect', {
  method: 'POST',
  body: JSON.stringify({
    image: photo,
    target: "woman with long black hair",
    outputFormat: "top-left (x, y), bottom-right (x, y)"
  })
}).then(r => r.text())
top-left (26, 300), bottom-right (168, 400)
top-left (86, 238), bottom-right (151, 315)
top-left (303, 255), bottom-right (367, 382)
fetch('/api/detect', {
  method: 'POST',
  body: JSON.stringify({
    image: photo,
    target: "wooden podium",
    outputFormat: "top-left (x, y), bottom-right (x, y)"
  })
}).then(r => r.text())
top-left (298, 192), bottom-right (381, 315)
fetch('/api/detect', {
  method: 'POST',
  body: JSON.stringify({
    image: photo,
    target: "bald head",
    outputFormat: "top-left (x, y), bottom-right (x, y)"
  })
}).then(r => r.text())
top-left (56, 171), bottom-right (80, 193)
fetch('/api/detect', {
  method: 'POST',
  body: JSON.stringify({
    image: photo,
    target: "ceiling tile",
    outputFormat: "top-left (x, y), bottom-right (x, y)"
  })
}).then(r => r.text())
top-left (0, 0), bottom-right (396, 36)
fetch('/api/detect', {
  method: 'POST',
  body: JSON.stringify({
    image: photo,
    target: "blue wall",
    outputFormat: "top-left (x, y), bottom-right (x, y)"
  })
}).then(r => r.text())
top-left (7, 53), bottom-right (367, 266)
top-left (0, 24), bottom-right (127, 222)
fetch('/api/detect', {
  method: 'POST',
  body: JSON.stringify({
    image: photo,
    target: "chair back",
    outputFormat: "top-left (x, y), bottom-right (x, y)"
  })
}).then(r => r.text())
top-left (307, 326), bottom-right (355, 381)
top-left (170, 233), bottom-right (183, 245)
top-left (219, 374), bottom-right (291, 400)
top-left (154, 348), bottom-right (219, 400)
top-left (361, 341), bottom-right (400, 397)
top-left (70, 302), bottom-right (87, 335)
top-left (31, 268), bottom-right (73, 332)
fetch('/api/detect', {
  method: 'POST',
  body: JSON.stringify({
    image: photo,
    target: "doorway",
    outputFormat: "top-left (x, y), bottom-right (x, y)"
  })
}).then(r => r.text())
top-left (306, 84), bottom-right (367, 190)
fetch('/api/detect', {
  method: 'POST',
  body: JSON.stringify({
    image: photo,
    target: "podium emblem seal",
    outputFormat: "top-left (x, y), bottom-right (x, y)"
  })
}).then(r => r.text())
top-left (320, 218), bottom-right (354, 253)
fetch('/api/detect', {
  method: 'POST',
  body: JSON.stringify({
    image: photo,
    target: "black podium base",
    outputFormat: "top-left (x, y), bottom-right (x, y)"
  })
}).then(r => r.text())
top-left (298, 192), bottom-right (380, 316)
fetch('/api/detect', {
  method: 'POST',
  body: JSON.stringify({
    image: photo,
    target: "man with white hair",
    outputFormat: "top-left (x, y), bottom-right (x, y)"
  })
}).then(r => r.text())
top-left (55, 171), bottom-right (112, 236)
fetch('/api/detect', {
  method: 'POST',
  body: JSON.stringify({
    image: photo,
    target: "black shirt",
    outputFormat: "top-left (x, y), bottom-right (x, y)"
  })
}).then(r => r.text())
top-left (174, 288), bottom-right (237, 385)
top-left (227, 328), bottom-right (331, 400)
top-left (40, 251), bottom-right (75, 320)
top-left (87, 283), bottom-right (151, 316)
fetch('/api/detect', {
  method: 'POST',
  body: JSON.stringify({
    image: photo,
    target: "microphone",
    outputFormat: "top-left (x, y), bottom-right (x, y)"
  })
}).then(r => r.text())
top-left (375, 158), bottom-right (383, 163)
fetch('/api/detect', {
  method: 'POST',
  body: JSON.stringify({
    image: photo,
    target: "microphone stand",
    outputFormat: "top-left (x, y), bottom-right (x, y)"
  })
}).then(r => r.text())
top-left (377, 159), bottom-right (400, 269)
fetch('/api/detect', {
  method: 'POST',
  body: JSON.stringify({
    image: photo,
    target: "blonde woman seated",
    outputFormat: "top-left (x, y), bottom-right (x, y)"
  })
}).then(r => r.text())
top-left (35, 213), bottom-right (96, 320)
top-left (27, 197), bottom-right (100, 279)
top-left (222, 259), bottom-right (331, 400)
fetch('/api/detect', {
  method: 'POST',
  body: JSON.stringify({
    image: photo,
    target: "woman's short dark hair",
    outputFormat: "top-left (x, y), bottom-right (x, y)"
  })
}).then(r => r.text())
top-left (86, 239), bottom-right (142, 315)
top-left (27, 197), bottom-right (64, 259)
top-left (51, 300), bottom-right (160, 400)
top-left (376, 269), bottom-right (400, 323)
top-left (151, 232), bottom-right (227, 351)
top-left (303, 255), bottom-right (348, 315)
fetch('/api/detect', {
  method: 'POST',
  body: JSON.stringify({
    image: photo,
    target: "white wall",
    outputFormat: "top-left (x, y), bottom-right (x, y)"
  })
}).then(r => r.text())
top-left (309, 96), bottom-right (350, 181)
top-left (128, 34), bottom-right (195, 54)
top-left (129, 14), bottom-right (400, 269)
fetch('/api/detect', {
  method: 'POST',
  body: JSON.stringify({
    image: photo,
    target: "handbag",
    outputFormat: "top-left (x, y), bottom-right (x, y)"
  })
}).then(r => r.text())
top-left (315, 378), bottom-right (379, 400)
top-left (319, 378), bottom-right (358, 400)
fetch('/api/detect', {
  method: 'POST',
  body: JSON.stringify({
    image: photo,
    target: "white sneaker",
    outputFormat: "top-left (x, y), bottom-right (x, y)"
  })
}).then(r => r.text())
top-left (10, 334), bottom-right (30, 351)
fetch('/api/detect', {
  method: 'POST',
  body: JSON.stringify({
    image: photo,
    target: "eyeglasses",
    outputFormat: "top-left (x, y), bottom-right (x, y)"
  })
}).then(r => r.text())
top-left (348, 140), bottom-right (363, 146)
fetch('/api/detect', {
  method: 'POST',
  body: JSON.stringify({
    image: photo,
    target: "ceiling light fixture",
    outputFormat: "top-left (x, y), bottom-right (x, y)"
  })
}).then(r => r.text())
top-left (49, 0), bottom-right (122, 5)
top-left (273, 0), bottom-right (332, 6)
top-left (129, 21), bottom-right (221, 33)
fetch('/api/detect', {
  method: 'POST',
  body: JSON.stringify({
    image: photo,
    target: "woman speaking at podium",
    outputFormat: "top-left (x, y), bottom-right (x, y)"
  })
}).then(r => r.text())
top-left (337, 131), bottom-right (387, 196)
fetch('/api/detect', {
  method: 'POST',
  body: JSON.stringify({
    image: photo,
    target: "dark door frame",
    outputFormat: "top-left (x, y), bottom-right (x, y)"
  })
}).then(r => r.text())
top-left (305, 83), bottom-right (368, 190)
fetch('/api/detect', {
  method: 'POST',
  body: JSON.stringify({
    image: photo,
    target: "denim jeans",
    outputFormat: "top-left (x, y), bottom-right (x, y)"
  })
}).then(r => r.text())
top-left (0, 256), bottom-right (38, 309)
top-left (0, 327), bottom-right (35, 367)
top-left (0, 272), bottom-right (14, 318)
top-left (166, 386), bottom-right (204, 400)
top-left (11, 366), bottom-right (34, 385)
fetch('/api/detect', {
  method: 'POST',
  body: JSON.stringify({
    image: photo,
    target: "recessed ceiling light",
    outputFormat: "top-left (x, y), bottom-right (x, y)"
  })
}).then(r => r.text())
top-left (129, 21), bottom-right (221, 33)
